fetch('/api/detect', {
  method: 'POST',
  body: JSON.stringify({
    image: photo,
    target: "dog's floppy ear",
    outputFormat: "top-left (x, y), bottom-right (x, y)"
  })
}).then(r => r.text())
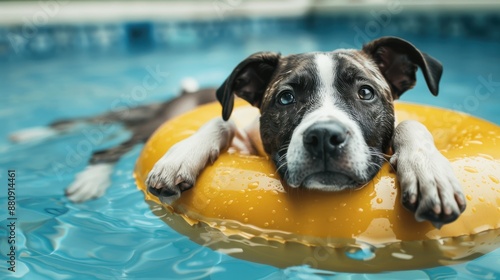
top-left (216, 52), bottom-right (281, 121)
top-left (362, 36), bottom-right (443, 99)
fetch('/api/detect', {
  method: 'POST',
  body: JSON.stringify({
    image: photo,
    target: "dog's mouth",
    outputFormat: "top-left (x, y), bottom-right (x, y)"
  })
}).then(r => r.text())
top-left (299, 171), bottom-right (364, 191)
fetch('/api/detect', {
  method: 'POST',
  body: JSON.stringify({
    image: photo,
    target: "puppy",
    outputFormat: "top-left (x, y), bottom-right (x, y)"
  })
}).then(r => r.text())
top-left (10, 86), bottom-right (218, 202)
top-left (146, 37), bottom-right (466, 228)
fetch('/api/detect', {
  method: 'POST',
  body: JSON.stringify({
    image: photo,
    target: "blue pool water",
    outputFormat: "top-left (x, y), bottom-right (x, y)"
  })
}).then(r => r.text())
top-left (1, 14), bottom-right (500, 279)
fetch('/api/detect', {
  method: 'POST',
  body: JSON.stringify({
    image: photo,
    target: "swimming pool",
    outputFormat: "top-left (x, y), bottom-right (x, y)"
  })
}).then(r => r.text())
top-left (1, 8), bottom-right (500, 279)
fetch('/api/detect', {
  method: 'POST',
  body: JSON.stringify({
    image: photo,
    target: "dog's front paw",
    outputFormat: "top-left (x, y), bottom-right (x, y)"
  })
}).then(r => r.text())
top-left (391, 147), bottom-right (466, 228)
top-left (146, 139), bottom-right (220, 205)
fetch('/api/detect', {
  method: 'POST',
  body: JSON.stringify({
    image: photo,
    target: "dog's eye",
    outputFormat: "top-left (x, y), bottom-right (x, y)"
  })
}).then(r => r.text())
top-left (358, 86), bottom-right (375, 101)
top-left (277, 90), bottom-right (296, 106)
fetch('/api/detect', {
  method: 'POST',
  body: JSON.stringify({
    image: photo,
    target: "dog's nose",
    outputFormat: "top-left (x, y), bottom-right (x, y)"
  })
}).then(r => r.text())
top-left (303, 121), bottom-right (347, 157)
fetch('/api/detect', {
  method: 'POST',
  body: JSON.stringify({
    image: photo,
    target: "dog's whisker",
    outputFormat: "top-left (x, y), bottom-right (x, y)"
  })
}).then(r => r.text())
top-left (370, 148), bottom-right (396, 172)
top-left (276, 160), bottom-right (288, 174)
top-left (277, 143), bottom-right (290, 155)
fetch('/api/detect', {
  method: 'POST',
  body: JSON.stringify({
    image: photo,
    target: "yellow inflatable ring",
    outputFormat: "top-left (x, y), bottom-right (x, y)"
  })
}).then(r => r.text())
top-left (135, 100), bottom-right (500, 272)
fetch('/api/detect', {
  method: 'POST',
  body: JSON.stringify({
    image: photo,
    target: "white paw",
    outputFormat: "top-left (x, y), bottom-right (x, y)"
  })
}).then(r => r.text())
top-left (391, 146), bottom-right (466, 228)
top-left (146, 137), bottom-right (219, 205)
top-left (66, 163), bottom-right (113, 203)
top-left (9, 126), bottom-right (57, 143)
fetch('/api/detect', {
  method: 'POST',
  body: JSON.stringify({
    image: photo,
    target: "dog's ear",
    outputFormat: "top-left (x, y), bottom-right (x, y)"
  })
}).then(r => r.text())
top-left (362, 36), bottom-right (443, 99)
top-left (216, 52), bottom-right (281, 121)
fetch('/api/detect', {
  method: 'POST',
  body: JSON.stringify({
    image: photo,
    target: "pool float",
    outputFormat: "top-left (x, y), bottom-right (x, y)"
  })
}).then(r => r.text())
top-left (134, 99), bottom-right (500, 272)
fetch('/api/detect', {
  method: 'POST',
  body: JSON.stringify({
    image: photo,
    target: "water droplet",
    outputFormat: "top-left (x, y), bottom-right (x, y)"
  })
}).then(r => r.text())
top-left (358, 208), bottom-right (364, 212)
top-left (467, 140), bottom-right (483, 145)
top-left (264, 222), bottom-right (269, 227)
top-left (478, 197), bottom-right (485, 202)
top-left (271, 210), bottom-right (276, 214)
top-left (376, 198), bottom-right (383, 204)
top-left (227, 200), bottom-right (233, 205)
top-left (248, 182), bottom-right (259, 189)
top-left (472, 207), bottom-right (477, 213)
top-left (489, 175), bottom-right (499, 184)
top-left (464, 166), bottom-right (478, 173)
top-left (248, 207), bottom-right (254, 211)
top-left (466, 194), bottom-right (473, 201)
top-left (243, 218), bottom-right (248, 223)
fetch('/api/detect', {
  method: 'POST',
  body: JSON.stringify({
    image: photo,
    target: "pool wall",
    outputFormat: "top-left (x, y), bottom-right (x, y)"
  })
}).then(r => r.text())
top-left (1, 0), bottom-right (500, 61)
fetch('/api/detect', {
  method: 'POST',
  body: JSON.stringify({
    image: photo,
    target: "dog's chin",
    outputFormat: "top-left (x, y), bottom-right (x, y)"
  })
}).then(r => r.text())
top-left (298, 172), bottom-right (362, 192)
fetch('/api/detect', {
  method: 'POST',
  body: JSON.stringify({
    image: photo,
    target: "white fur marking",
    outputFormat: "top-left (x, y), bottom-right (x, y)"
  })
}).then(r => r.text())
top-left (314, 53), bottom-right (335, 97)
top-left (66, 163), bottom-right (113, 202)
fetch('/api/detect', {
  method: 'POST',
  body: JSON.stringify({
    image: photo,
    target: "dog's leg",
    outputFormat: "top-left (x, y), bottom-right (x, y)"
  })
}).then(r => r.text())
top-left (390, 120), bottom-right (466, 228)
top-left (9, 119), bottom-right (82, 143)
top-left (65, 139), bottom-right (137, 202)
top-left (65, 163), bottom-right (114, 202)
top-left (146, 118), bottom-right (236, 205)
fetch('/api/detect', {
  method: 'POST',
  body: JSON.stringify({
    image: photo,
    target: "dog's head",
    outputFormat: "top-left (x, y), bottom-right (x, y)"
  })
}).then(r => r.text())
top-left (216, 36), bottom-right (442, 191)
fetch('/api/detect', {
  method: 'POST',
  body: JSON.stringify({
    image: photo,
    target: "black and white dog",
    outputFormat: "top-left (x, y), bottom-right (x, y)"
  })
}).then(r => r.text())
top-left (10, 36), bottom-right (465, 227)
top-left (146, 37), bottom-right (466, 228)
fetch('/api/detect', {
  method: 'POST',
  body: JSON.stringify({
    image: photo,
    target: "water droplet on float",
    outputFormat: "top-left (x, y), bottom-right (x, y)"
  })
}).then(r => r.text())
top-left (478, 197), bottom-right (485, 202)
top-left (464, 166), bottom-right (478, 173)
top-left (264, 222), bottom-right (269, 227)
top-left (358, 208), bottom-right (364, 212)
top-left (248, 182), bottom-right (259, 189)
top-left (472, 207), bottom-right (477, 213)
top-left (466, 194), bottom-right (473, 201)
top-left (243, 218), bottom-right (248, 223)
top-left (489, 175), bottom-right (499, 184)
top-left (376, 198), bottom-right (383, 204)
